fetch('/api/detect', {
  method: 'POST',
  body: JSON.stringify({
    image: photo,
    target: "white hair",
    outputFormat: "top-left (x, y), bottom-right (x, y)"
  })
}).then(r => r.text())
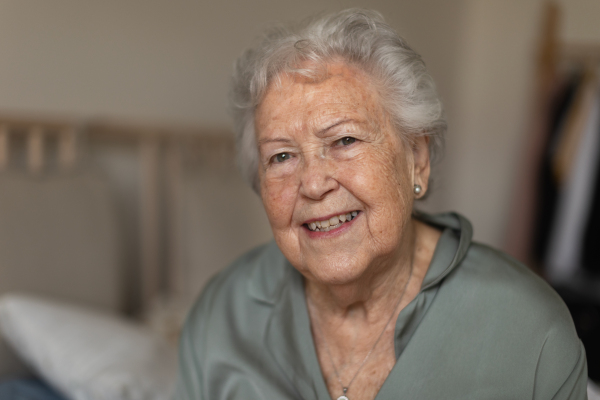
top-left (230, 9), bottom-right (446, 192)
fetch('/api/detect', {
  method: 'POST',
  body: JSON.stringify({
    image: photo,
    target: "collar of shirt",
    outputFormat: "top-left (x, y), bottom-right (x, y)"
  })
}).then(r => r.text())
top-left (245, 212), bottom-right (473, 400)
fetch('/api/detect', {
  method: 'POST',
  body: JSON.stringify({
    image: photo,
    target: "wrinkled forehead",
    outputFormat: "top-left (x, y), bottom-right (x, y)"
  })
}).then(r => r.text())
top-left (255, 62), bottom-right (388, 132)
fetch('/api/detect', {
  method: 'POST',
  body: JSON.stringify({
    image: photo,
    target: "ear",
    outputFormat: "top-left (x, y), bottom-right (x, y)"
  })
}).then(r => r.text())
top-left (412, 136), bottom-right (431, 197)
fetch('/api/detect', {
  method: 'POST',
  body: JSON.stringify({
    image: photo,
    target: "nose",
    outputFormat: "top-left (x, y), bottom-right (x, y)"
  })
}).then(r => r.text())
top-left (299, 156), bottom-right (338, 200)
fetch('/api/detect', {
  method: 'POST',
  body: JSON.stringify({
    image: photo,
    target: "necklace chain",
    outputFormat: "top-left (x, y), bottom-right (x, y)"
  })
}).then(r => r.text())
top-left (311, 264), bottom-right (414, 399)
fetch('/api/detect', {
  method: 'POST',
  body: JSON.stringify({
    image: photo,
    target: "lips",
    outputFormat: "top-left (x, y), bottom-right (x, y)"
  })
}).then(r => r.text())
top-left (305, 211), bottom-right (359, 232)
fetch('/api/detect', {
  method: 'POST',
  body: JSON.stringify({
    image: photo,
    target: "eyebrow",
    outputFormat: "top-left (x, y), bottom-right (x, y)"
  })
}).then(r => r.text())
top-left (257, 137), bottom-right (293, 146)
top-left (316, 118), bottom-right (355, 136)
top-left (257, 118), bottom-right (359, 146)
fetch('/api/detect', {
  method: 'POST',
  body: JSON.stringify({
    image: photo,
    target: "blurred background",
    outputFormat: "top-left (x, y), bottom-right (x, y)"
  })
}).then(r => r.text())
top-left (0, 0), bottom-right (599, 388)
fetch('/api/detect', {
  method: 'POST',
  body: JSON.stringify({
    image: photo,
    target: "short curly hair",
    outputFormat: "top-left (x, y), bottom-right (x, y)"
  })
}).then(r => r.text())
top-left (230, 9), bottom-right (446, 192)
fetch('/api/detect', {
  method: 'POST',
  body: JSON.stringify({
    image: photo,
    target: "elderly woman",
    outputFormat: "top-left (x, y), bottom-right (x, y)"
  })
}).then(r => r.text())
top-left (176, 9), bottom-right (587, 400)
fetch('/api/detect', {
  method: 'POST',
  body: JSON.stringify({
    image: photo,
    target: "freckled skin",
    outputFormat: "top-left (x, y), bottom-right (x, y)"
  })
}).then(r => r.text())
top-left (257, 64), bottom-right (413, 286)
top-left (255, 62), bottom-right (440, 399)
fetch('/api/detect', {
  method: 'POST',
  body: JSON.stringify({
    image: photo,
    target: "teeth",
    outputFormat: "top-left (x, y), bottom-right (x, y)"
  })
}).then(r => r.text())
top-left (322, 222), bottom-right (341, 232)
top-left (306, 211), bottom-right (359, 232)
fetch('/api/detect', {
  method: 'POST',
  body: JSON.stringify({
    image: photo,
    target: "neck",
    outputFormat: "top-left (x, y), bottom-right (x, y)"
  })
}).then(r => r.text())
top-left (305, 218), bottom-right (417, 322)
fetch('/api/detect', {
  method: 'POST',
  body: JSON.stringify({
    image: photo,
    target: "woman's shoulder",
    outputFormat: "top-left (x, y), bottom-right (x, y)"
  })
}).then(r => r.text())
top-left (403, 238), bottom-right (587, 398)
top-left (176, 241), bottom-right (296, 399)
top-left (459, 241), bottom-right (572, 322)
top-left (433, 241), bottom-right (588, 397)
top-left (445, 240), bottom-right (581, 358)
top-left (183, 240), bottom-right (289, 332)
top-left (420, 211), bottom-right (572, 327)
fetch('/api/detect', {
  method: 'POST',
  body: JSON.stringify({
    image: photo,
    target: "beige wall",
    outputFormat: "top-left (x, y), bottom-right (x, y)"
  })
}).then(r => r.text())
top-left (556, 0), bottom-right (600, 42)
top-left (441, 0), bottom-right (544, 246)
top-left (0, 0), bottom-right (464, 127)
top-left (0, 0), bottom-right (597, 251)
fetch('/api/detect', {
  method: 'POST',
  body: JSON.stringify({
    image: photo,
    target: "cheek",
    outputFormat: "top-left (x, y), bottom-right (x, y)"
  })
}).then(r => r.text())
top-left (384, 153), bottom-right (414, 216)
top-left (349, 145), bottom-right (414, 230)
top-left (355, 146), bottom-right (410, 201)
top-left (261, 178), bottom-right (298, 230)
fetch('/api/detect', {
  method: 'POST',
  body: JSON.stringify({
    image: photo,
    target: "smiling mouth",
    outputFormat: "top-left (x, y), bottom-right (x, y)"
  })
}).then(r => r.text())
top-left (305, 211), bottom-right (359, 232)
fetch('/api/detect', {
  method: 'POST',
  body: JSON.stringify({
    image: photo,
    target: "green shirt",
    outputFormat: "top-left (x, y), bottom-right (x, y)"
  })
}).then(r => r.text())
top-left (175, 212), bottom-right (588, 399)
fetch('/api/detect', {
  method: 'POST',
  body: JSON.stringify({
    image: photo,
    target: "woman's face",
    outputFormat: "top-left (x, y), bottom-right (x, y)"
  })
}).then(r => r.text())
top-left (255, 62), bottom-right (429, 285)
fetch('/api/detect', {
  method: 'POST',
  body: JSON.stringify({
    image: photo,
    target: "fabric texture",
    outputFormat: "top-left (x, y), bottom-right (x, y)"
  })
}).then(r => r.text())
top-left (175, 212), bottom-right (588, 399)
top-left (0, 294), bottom-right (177, 400)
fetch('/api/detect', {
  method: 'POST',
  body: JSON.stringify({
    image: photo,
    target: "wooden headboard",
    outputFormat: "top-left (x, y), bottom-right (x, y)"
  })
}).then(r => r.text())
top-left (0, 114), bottom-right (242, 320)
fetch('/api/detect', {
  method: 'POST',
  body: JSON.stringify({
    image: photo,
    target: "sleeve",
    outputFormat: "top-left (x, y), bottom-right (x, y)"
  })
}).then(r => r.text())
top-left (549, 341), bottom-right (588, 400)
top-left (173, 275), bottom-right (221, 400)
top-left (173, 315), bottom-right (205, 400)
top-left (533, 332), bottom-right (588, 400)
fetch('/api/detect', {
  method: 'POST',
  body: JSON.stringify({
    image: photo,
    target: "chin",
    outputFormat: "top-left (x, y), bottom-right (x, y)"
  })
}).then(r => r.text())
top-left (303, 257), bottom-right (367, 286)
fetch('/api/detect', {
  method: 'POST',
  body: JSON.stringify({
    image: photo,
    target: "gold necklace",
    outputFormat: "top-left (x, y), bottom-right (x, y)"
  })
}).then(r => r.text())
top-left (311, 263), bottom-right (414, 400)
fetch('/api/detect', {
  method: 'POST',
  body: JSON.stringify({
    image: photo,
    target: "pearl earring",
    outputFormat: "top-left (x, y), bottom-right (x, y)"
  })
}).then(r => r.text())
top-left (413, 184), bottom-right (422, 195)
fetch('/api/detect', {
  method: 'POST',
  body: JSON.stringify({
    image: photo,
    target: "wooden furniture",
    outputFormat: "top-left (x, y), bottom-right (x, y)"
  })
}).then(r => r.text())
top-left (0, 115), bottom-right (236, 317)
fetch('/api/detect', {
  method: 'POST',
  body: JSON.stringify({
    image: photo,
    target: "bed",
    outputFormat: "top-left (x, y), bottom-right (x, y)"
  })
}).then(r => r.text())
top-left (0, 115), bottom-right (272, 400)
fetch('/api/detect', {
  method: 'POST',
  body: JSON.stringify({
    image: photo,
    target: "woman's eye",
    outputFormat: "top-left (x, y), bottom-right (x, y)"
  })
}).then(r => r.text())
top-left (338, 137), bottom-right (356, 146)
top-left (273, 152), bottom-right (291, 163)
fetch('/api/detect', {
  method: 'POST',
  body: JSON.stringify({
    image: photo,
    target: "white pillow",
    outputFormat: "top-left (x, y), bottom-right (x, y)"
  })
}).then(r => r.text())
top-left (0, 293), bottom-right (177, 400)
